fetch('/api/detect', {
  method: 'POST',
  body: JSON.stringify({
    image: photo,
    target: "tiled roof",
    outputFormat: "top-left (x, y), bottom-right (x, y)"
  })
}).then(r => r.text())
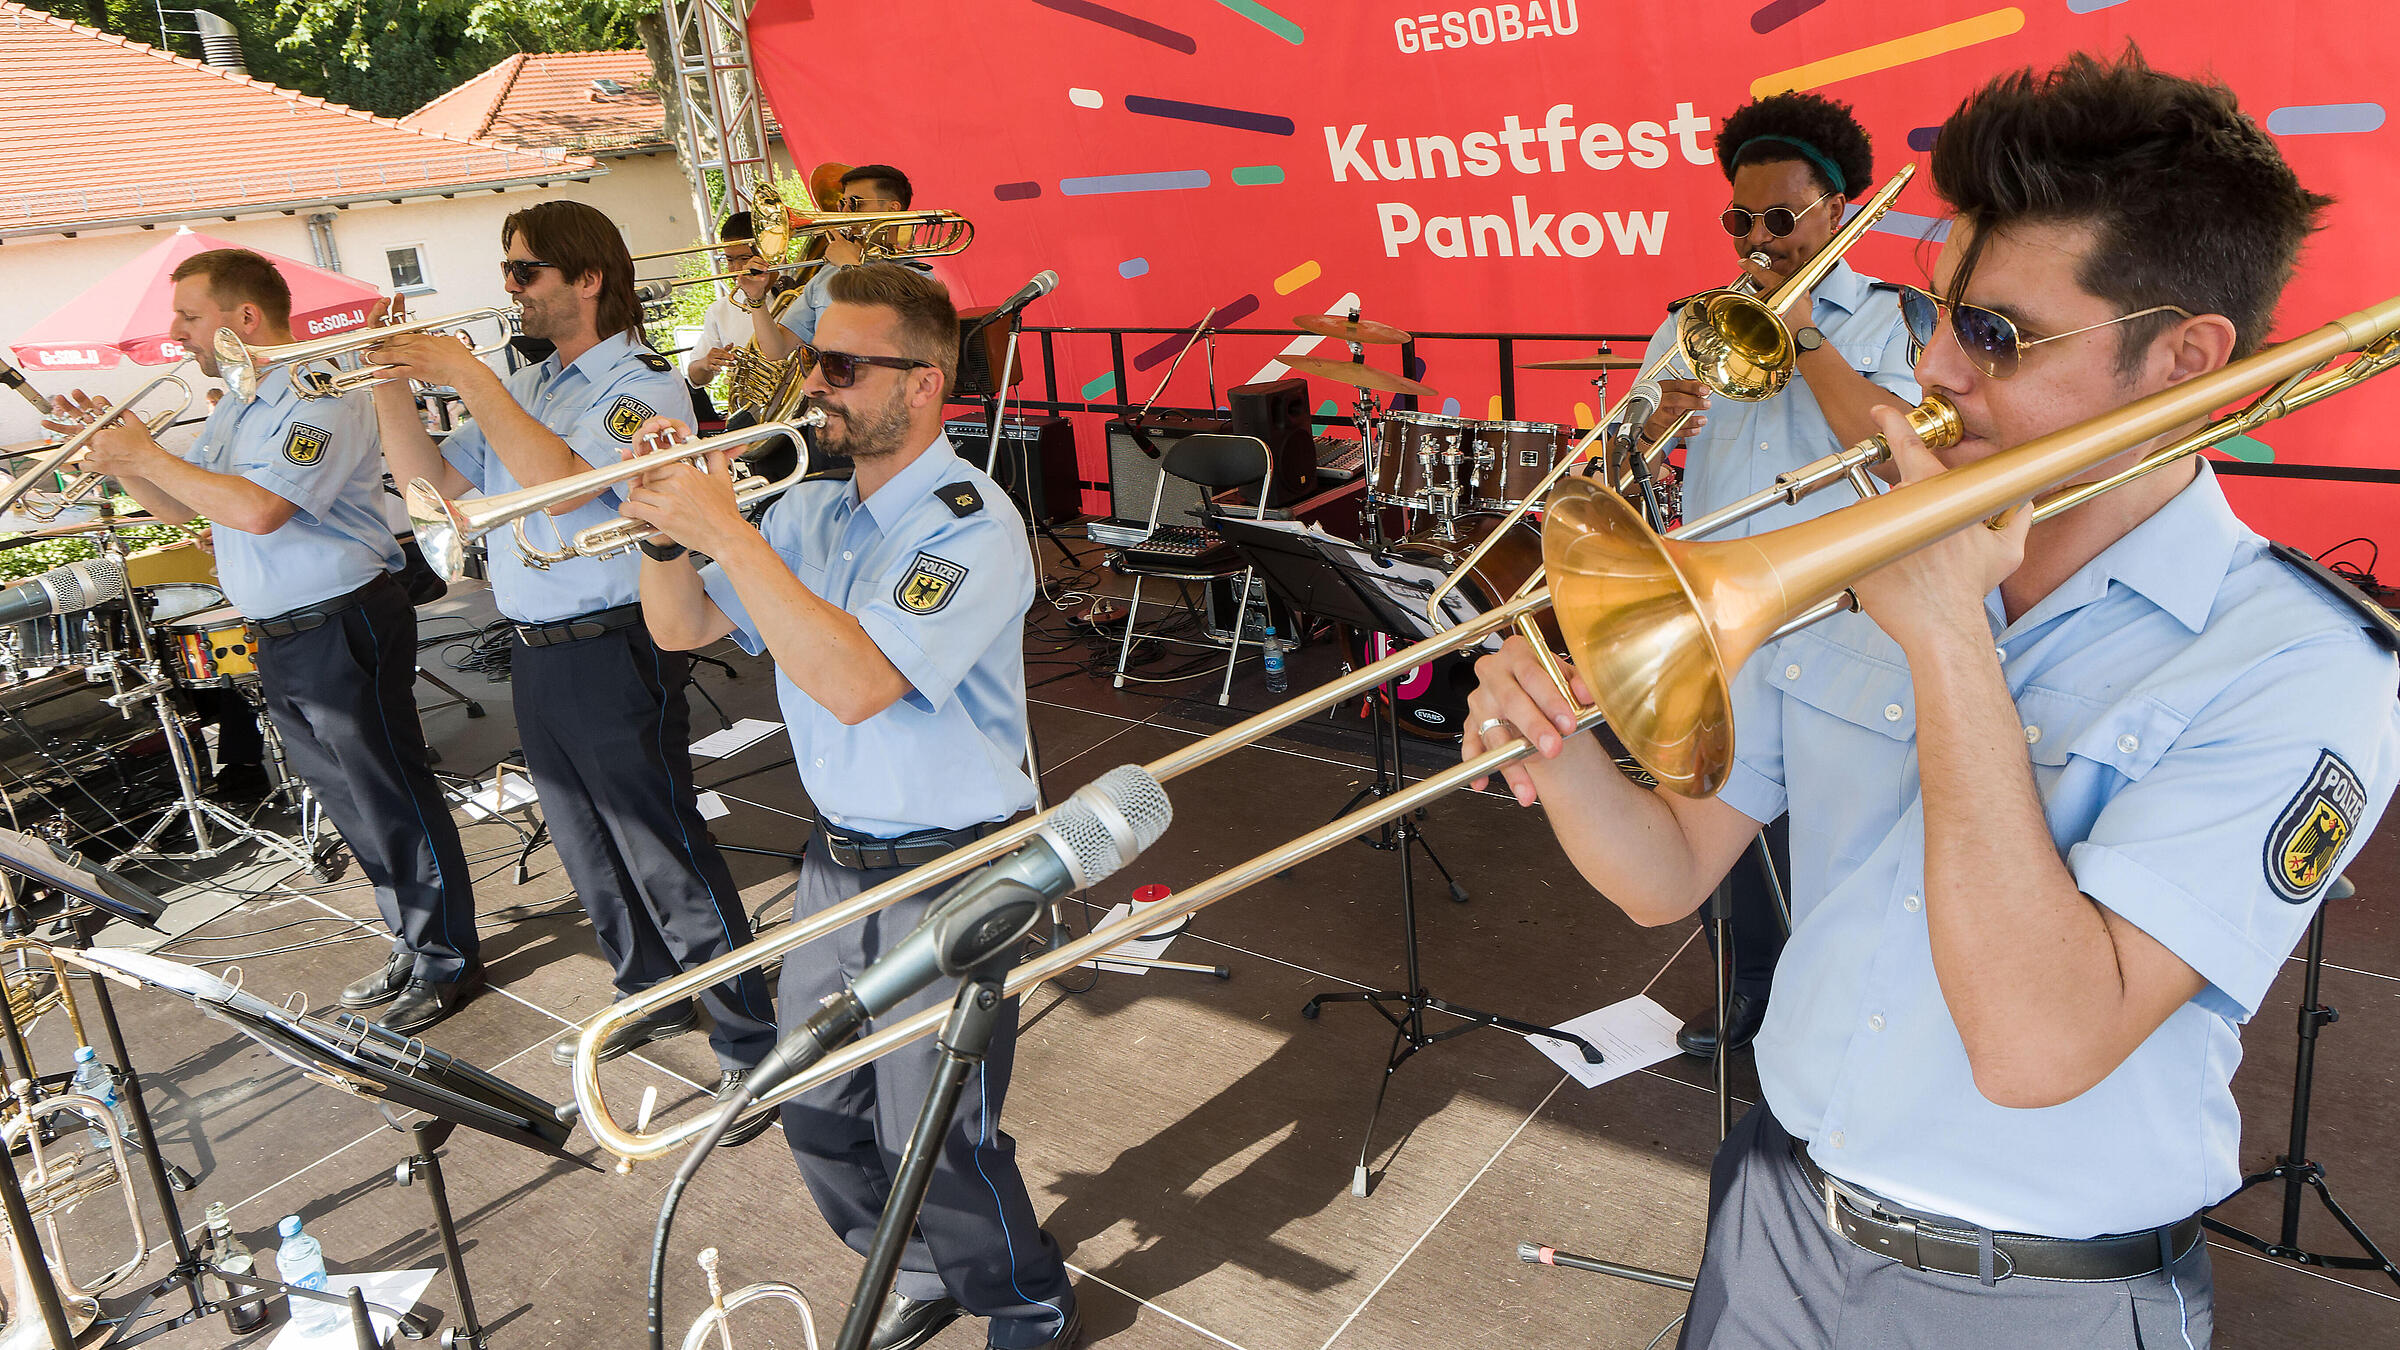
top-left (404, 50), bottom-right (673, 155)
top-left (0, 2), bottom-right (600, 238)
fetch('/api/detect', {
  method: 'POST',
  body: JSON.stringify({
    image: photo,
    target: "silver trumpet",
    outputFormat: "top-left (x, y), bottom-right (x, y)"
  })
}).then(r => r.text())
top-left (684, 1247), bottom-right (817, 1350)
top-left (213, 303), bottom-right (521, 403)
top-left (407, 409), bottom-right (825, 581)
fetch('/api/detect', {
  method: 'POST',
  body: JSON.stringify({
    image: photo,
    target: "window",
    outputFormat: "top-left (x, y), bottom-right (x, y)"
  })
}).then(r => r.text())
top-left (386, 245), bottom-right (432, 294)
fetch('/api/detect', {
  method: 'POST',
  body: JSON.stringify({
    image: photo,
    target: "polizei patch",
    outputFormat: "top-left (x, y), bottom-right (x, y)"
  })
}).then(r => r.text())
top-left (895, 553), bottom-right (967, 615)
top-left (282, 423), bottom-right (330, 466)
top-left (605, 396), bottom-right (655, 441)
top-left (2265, 750), bottom-right (2367, 903)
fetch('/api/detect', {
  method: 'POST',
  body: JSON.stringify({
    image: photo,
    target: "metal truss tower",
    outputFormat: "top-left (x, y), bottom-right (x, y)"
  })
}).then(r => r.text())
top-left (659, 0), bottom-right (774, 245)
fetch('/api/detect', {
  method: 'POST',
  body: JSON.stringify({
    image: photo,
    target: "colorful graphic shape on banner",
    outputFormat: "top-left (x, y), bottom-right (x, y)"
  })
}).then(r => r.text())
top-left (750, 1), bottom-right (2396, 560)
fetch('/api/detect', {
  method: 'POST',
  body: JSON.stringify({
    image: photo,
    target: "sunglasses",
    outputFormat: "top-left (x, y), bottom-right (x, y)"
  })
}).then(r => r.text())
top-left (1719, 190), bottom-right (1835, 239)
top-left (500, 259), bottom-right (562, 286)
top-left (800, 345), bottom-right (933, 388)
top-left (1897, 284), bottom-right (2194, 380)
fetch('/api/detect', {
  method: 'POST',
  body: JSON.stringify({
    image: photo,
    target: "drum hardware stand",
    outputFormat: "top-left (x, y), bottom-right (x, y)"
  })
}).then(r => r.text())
top-left (1209, 519), bottom-right (1605, 1195)
top-left (2202, 874), bottom-right (2400, 1288)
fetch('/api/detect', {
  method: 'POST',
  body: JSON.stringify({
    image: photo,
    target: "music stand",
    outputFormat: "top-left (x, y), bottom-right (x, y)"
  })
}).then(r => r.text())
top-left (65, 945), bottom-right (590, 1348)
top-left (1211, 519), bottom-right (1602, 1197)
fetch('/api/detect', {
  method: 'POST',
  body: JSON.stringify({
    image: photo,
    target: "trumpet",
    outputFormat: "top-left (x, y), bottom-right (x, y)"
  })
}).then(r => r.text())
top-left (213, 304), bottom-right (521, 404)
top-left (408, 412), bottom-right (827, 582)
top-left (0, 365), bottom-right (196, 520)
top-left (570, 290), bottom-right (2400, 1162)
top-left (1428, 164), bottom-right (1918, 625)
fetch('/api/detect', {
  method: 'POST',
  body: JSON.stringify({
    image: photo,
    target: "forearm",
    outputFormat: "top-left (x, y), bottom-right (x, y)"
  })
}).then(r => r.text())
top-left (710, 528), bottom-right (908, 725)
top-left (133, 453), bottom-right (289, 533)
top-left (1527, 737), bottom-right (1748, 926)
top-left (1912, 626), bottom-right (2128, 1104)
top-left (373, 384), bottom-right (468, 499)
top-left (638, 554), bottom-right (731, 650)
top-left (446, 367), bottom-right (598, 509)
top-left (108, 472), bottom-right (200, 525)
top-left (750, 312), bottom-right (798, 362)
top-left (1795, 347), bottom-right (1900, 450)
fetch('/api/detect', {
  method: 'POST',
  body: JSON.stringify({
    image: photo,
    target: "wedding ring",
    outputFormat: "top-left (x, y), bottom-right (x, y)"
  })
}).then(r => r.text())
top-left (1476, 717), bottom-right (1509, 739)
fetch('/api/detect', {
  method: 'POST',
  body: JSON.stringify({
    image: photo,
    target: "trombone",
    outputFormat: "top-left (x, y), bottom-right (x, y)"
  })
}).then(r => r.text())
top-left (569, 291), bottom-right (2400, 1163)
top-left (1427, 164), bottom-right (1919, 626)
top-left (213, 304), bottom-right (521, 404)
top-left (635, 209), bottom-right (976, 285)
top-left (406, 412), bottom-right (827, 582)
top-left (0, 365), bottom-right (196, 520)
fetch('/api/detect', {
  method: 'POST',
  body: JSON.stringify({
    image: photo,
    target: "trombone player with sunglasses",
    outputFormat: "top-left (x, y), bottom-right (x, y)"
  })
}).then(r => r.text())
top-left (1469, 51), bottom-right (2398, 1347)
top-left (1634, 92), bottom-right (1923, 1060)
top-left (365, 201), bottom-right (779, 1113)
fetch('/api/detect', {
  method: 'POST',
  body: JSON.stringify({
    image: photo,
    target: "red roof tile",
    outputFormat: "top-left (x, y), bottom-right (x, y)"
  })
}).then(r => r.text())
top-left (405, 50), bottom-right (672, 155)
top-left (0, 3), bottom-right (600, 238)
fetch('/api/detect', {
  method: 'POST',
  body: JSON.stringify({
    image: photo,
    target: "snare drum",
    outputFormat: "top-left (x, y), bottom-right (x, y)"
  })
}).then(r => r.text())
top-left (166, 605), bottom-right (257, 689)
top-left (1470, 420), bottom-right (1574, 511)
top-left (8, 606), bottom-right (132, 676)
top-left (1371, 411), bottom-right (1482, 510)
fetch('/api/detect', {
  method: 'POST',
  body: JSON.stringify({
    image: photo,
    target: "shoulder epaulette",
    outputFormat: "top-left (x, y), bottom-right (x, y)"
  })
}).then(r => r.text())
top-left (938, 480), bottom-right (984, 517)
top-left (636, 351), bottom-right (672, 373)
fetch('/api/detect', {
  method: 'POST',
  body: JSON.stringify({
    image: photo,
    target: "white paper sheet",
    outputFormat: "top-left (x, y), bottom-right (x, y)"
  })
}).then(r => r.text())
top-left (1078, 901), bottom-right (1187, 975)
top-left (267, 1267), bottom-right (439, 1348)
top-left (1523, 994), bottom-right (1690, 1089)
top-left (696, 791), bottom-right (731, 820)
top-left (690, 717), bottom-right (783, 759)
top-left (458, 773), bottom-right (537, 821)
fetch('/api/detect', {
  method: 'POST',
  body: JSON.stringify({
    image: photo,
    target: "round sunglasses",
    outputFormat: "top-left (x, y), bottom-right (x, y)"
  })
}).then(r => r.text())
top-left (800, 344), bottom-right (934, 388)
top-left (1897, 284), bottom-right (2193, 380)
top-left (1719, 190), bottom-right (1835, 239)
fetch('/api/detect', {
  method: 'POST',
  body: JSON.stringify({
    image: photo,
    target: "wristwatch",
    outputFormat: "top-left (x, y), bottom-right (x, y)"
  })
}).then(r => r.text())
top-left (1793, 325), bottom-right (1826, 354)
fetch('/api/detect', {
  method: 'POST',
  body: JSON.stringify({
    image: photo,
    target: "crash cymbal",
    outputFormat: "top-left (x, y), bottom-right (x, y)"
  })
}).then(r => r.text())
top-left (1278, 354), bottom-right (1439, 399)
top-left (0, 512), bottom-right (157, 542)
top-left (1519, 353), bottom-right (1643, 371)
top-left (1293, 314), bottom-right (1412, 345)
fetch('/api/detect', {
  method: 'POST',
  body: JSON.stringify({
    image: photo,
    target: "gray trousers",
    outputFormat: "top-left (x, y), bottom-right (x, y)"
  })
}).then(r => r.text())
top-left (775, 845), bottom-right (1074, 1349)
top-left (1679, 1107), bottom-right (2214, 1350)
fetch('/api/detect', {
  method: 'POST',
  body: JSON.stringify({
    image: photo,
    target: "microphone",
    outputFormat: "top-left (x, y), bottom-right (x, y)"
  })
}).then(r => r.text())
top-left (742, 764), bottom-right (1172, 1101)
top-left (972, 270), bottom-right (1059, 332)
top-left (0, 355), bottom-right (50, 412)
top-left (0, 555), bottom-right (126, 627)
top-left (1614, 380), bottom-right (1663, 444)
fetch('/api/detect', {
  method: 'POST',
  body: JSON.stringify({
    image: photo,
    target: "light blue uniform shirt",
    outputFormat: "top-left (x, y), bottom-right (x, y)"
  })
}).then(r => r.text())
top-left (777, 265), bottom-right (841, 347)
top-left (701, 434), bottom-right (1036, 837)
top-left (440, 331), bottom-right (694, 623)
top-left (1645, 259), bottom-right (1918, 537)
top-left (190, 366), bottom-right (400, 618)
top-left (1716, 463), bottom-right (2400, 1238)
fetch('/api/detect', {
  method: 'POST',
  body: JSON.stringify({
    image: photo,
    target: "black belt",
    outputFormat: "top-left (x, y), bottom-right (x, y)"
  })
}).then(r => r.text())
top-left (1791, 1140), bottom-right (2201, 1282)
top-left (252, 573), bottom-right (391, 639)
top-left (513, 602), bottom-right (645, 649)
top-left (818, 821), bottom-right (996, 871)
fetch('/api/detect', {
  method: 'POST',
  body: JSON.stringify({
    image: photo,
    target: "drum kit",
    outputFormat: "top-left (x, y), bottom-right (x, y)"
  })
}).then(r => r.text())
top-left (0, 519), bottom-right (332, 878)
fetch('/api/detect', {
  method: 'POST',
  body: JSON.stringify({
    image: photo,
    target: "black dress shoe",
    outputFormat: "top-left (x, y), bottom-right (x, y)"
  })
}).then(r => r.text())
top-left (712, 1070), bottom-right (780, 1147)
top-left (871, 1292), bottom-right (963, 1350)
top-left (338, 950), bottom-right (414, 1010)
top-left (209, 762), bottom-right (270, 802)
top-left (994, 1302), bottom-right (1081, 1350)
top-left (378, 969), bottom-right (484, 1036)
top-left (1677, 992), bottom-right (1769, 1058)
top-left (551, 1003), bottom-right (699, 1065)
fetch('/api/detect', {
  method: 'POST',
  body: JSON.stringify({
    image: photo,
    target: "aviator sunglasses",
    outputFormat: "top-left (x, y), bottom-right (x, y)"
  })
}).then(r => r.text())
top-left (800, 345), bottom-right (934, 388)
top-left (1719, 190), bottom-right (1835, 239)
top-left (1897, 284), bottom-right (2193, 380)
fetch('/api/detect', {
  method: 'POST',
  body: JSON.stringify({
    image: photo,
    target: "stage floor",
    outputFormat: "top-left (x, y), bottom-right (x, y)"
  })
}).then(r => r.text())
top-left (59, 553), bottom-right (2400, 1350)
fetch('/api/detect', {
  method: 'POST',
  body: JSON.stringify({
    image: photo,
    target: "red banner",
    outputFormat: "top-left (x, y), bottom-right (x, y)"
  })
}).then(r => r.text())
top-left (752, 1), bottom-right (2397, 563)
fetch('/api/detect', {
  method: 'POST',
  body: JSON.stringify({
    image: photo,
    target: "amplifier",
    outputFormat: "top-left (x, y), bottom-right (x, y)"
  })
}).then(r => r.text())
top-left (1106, 412), bottom-right (1229, 525)
top-left (943, 414), bottom-right (1079, 524)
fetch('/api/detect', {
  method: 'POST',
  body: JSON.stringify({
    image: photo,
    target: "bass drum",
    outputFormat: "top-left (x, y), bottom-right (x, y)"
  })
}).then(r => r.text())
top-left (1377, 512), bottom-right (1560, 739)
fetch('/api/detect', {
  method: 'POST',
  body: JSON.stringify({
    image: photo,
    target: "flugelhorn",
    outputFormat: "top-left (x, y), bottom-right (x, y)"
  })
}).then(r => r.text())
top-left (214, 304), bottom-right (521, 403)
top-left (684, 1247), bottom-right (818, 1350)
top-left (568, 291), bottom-right (2400, 1164)
top-left (1426, 165), bottom-right (1918, 625)
top-left (510, 409), bottom-right (826, 570)
top-left (0, 364), bottom-right (196, 520)
top-left (0, 1084), bottom-right (154, 1349)
top-left (407, 413), bottom-right (826, 582)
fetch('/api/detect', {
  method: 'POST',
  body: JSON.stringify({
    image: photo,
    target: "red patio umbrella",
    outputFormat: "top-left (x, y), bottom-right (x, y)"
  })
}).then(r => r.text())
top-left (9, 228), bottom-right (380, 373)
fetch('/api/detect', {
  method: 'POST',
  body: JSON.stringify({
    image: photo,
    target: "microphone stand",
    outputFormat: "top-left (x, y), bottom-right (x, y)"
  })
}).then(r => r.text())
top-left (971, 307), bottom-right (1082, 567)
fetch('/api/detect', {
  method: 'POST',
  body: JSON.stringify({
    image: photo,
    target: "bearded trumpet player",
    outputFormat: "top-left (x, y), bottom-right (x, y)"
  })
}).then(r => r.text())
top-left (1470, 51), bottom-right (2397, 1348)
top-left (368, 200), bottom-right (777, 1120)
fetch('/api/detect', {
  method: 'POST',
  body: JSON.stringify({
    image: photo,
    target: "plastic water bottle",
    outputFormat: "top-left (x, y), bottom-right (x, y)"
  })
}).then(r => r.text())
top-left (69, 1046), bottom-right (124, 1152)
top-left (1262, 625), bottom-right (1288, 694)
top-left (276, 1215), bottom-right (339, 1334)
top-left (206, 1202), bottom-right (269, 1333)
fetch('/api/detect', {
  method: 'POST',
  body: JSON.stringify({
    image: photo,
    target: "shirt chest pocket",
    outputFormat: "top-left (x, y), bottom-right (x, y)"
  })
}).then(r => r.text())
top-left (2015, 686), bottom-right (2189, 841)
top-left (1770, 635), bottom-right (1918, 826)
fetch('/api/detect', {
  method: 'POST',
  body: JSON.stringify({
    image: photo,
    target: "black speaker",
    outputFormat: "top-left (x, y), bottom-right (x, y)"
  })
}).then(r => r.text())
top-left (1227, 376), bottom-right (1318, 508)
top-left (942, 414), bottom-right (1078, 524)
top-left (1106, 412), bottom-right (1229, 524)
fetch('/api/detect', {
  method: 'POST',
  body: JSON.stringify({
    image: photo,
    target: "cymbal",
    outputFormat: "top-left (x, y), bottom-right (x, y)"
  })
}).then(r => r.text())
top-left (1519, 353), bottom-right (1643, 371)
top-left (1293, 314), bottom-right (1411, 345)
top-left (0, 511), bottom-right (158, 541)
top-left (1278, 354), bottom-right (1439, 399)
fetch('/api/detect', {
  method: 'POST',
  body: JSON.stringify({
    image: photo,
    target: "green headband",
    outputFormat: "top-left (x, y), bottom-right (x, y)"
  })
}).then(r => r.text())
top-left (1735, 134), bottom-right (1846, 196)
